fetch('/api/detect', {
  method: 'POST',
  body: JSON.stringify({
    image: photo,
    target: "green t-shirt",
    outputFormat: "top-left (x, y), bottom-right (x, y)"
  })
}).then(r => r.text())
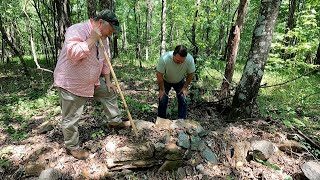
top-left (156, 51), bottom-right (196, 83)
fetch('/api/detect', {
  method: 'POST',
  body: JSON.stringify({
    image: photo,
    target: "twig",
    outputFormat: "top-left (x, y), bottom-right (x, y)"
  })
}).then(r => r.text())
top-left (294, 128), bottom-right (320, 150)
top-left (260, 67), bottom-right (319, 88)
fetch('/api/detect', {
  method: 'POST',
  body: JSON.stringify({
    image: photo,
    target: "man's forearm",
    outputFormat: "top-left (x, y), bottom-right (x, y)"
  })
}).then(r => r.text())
top-left (183, 73), bottom-right (194, 89)
top-left (103, 73), bottom-right (111, 84)
top-left (156, 72), bottom-right (165, 90)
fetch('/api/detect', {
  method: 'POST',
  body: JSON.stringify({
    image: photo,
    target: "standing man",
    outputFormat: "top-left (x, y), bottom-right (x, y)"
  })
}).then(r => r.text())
top-left (156, 45), bottom-right (196, 119)
top-left (54, 9), bottom-right (123, 160)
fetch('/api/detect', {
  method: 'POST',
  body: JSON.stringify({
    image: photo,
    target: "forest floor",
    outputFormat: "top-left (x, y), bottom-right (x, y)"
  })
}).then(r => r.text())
top-left (0, 61), bottom-right (319, 179)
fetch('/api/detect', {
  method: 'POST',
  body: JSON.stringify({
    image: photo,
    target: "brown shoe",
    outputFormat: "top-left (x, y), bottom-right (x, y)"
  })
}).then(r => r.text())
top-left (66, 148), bottom-right (89, 160)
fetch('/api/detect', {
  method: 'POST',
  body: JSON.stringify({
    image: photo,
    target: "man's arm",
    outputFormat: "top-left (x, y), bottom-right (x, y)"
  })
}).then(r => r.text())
top-left (156, 71), bottom-right (166, 99)
top-left (181, 73), bottom-right (194, 95)
top-left (156, 71), bottom-right (165, 91)
top-left (103, 73), bottom-right (116, 92)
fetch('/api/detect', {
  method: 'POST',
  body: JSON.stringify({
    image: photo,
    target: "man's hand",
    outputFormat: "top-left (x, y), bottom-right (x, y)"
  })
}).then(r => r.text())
top-left (180, 88), bottom-right (188, 96)
top-left (86, 27), bottom-right (102, 49)
top-left (106, 82), bottom-right (117, 93)
top-left (158, 89), bottom-right (166, 99)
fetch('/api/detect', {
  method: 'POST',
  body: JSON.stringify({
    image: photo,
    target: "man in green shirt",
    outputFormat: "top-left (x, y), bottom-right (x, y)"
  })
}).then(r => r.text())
top-left (156, 45), bottom-right (196, 119)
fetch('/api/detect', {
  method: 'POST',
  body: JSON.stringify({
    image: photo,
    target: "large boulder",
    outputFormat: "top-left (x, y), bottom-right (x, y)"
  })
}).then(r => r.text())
top-left (301, 161), bottom-right (320, 180)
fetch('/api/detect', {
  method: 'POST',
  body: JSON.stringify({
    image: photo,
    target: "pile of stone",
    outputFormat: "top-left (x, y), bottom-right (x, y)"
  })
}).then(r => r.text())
top-left (105, 118), bottom-right (218, 172)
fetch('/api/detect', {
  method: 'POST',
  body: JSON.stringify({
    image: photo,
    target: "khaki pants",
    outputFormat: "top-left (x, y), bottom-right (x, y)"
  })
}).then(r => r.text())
top-left (57, 77), bottom-right (121, 150)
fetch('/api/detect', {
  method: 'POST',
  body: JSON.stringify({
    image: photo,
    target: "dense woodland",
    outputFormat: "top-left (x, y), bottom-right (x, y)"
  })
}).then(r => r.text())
top-left (0, 0), bottom-right (319, 179)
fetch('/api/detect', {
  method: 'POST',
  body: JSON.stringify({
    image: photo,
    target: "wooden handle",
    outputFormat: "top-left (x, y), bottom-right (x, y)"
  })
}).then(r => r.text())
top-left (98, 38), bottom-right (138, 136)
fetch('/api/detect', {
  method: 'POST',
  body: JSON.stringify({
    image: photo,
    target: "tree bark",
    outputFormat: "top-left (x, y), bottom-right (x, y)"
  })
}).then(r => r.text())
top-left (231, 0), bottom-right (281, 119)
top-left (220, 0), bottom-right (248, 98)
top-left (0, 16), bottom-right (29, 76)
top-left (160, 0), bottom-right (166, 56)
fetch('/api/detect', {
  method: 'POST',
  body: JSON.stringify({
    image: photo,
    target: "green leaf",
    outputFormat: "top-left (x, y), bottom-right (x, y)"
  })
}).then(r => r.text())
top-left (255, 158), bottom-right (281, 171)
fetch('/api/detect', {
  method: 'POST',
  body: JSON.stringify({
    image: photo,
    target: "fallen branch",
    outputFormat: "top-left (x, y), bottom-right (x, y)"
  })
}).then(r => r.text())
top-left (294, 128), bottom-right (320, 151)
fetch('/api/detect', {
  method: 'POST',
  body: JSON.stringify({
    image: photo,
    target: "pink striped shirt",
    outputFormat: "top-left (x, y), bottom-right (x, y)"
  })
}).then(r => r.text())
top-left (54, 20), bottom-right (111, 97)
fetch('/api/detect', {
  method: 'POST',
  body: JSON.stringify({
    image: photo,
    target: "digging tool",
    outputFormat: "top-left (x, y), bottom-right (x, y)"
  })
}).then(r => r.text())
top-left (98, 38), bottom-right (138, 136)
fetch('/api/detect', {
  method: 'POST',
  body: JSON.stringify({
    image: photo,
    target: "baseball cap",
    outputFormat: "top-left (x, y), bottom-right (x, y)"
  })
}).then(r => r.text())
top-left (95, 9), bottom-right (120, 33)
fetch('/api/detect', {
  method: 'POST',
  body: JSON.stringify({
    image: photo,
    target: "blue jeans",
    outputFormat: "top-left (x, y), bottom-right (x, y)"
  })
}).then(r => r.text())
top-left (158, 80), bottom-right (187, 119)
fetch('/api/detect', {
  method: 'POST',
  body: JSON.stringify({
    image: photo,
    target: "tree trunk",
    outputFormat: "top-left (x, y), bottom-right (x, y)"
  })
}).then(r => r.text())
top-left (0, 16), bottom-right (29, 76)
top-left (191, 0), bottom-right (200, 80)
top-left (220, 0), bottom-right (248, 98)
top-left (87, 0), bottom-right (96, 18)
top-left (134, 0), bottom-right (141, 61)
top-left (282, 0), bottom-right (298, 60)
top-left (121, 21), bottom-right (128, 51)
top-left (316, 41), bottom-right (320, 65)
top-left (55, 0), bottom-right (71, 50)
top-left (231, 0), bottom-right (281, 119)
top-left (33, 0), bottom-right (56, 64)
top-left (160, 0), bottom-right (166, 56)
top-left (145, 0), bottom-right (152, 61)
top-left (99, 0), bottom-right (115, 11)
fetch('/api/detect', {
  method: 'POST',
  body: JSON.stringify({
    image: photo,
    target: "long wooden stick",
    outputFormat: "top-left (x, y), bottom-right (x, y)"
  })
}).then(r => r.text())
top-left (98, 38), bottom-right (138, 136)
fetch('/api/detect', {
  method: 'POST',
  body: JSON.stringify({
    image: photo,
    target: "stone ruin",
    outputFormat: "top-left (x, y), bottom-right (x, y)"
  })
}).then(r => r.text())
top-left (105, 117), bottom-right (218, 172)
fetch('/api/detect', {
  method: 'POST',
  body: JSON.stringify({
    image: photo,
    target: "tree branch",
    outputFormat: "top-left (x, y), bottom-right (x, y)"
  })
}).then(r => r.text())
top-left (260, 67), bottom-right (319, 88)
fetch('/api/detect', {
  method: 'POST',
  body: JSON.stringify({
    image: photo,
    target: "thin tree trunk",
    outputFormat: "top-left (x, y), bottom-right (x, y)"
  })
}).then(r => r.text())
top-left (33, 0), bottom-right (55, 64)
top-left (191, 0), bottom-right (200, 80)
top-left (0, 16), bottom-right (29, 76)
top-left (134, 0), bottom-right (140, 61)
top-left (282, 0), bottom-right (298, 59)
top-left (145, 0), bottom-right (152, 61)
top-left (160, 0), bottom-right (166, 56)
top-left (316, 41), bottom-right (320, 65)
top-left (220, 0), bottom-right (248, 98)
top-left (121, 21), bottom-right (128, 51)
top-left (222, 2), bottom-right (232, 60)
top-left (231, 0), bottom-right (281, 119)
top-left (87, 0), bottom-right (96, 18)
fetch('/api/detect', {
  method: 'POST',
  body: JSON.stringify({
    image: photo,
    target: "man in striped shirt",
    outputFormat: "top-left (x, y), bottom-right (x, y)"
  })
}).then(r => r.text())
top-left (54, 9), bottom-right (122, 160)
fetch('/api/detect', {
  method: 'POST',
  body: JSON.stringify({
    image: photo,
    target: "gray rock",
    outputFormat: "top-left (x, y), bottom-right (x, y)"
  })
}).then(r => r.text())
top-left (25, 163), bottom-right (45, 177)
top-left (176, 167), bottom-right (186, 180)
top-left (113, 142), bottom-right (154, 162)
top-left (177, 131), bottom-right (190, 149)
top-left (301, 161), bottom-right (320, 180)
top-left (198, 140), bottom-right (207, 151)
top-left (154, 142), bottom-right (165, 151)
top-left (201, 147), bottom-right (218, 164)
top-left (183, 149), bottom-right (192, 160)
top-left (133, 120), bottom-right (155, 130)
top-left (250, 140), bottom-right (276, 161)
top-left (38, 168), bottom-right (61, 180)
top-left (190, 135), bottom-right (201, 151)
top-left (165, 143), bottom-right (184, 160)
top-left (196, 164), bottom-right (204, 171)
top-left (37, 121), bottom-right (54, 134)
top-left (155, 117), bottom-right (172, 129)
